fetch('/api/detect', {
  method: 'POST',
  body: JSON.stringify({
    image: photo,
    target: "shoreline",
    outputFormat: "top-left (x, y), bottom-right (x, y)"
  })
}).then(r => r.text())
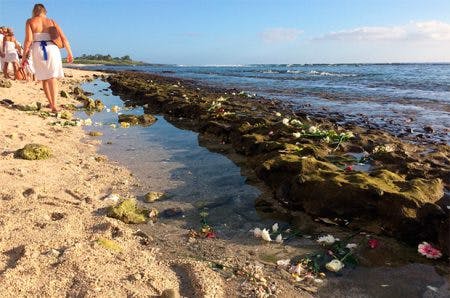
top-left (106, 71), bottom-right (449, 254)
top-left (73, 64), bottom-right (450, 146)
top-left (0, 69), bottom-right (225, 297)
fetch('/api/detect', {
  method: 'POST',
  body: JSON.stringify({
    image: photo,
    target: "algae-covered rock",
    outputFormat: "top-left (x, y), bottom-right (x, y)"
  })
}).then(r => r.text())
top-left (60, 90), bottom-right (68, 98)
top-left (144, 191), bottom-right (164, 203)
top-left (94, 99), bottom-right (105, 111)
top-left (296, 144), bottom-right (329, 159)
top-left (107, 198), bottom-right (149, 224)
top-left (286, 158), bottom-right (444, 240)
top-left (83, 97), bottom-right (96, 110)
top-left (88, 131), bottom-right (103, 137)
top-left (256, 154), bottom-right (306, 187)
top-left (72, 86), bottom-right (83, 96)
top-left (118, 114), bottom-right (157, 126)
top-left (120, 122), bottom-right (131, 128)
top-left (59, 110), bottom-right (72, 120)
top-left (235, 133), bottom-right (272, 155)
top-left (80, 96), bottom-right (104, 112)
top-left (97, 237), bottom-right (122, 252)
top-left (118, 114), bottom-right (140, 125)
top-left (14, 144), bottom-right (52, 160)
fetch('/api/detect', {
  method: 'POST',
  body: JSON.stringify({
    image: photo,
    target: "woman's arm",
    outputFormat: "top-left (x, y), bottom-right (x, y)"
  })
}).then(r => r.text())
top-left (22, 19), bottom-right (33, 65)
top-left (0, 35), bottom-right (4, 58)
top-left (2, 36), bottom-right (6, 58)
top-left (54, 20), bottom-right (73, 63)
top-left (14, 38), bottom-right (22, 54)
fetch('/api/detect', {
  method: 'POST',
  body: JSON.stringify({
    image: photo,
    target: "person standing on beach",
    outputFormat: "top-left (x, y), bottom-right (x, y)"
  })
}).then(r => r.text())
top-left (3, 28), bottom-right (22, 79)
top-left (0, 27), bottom-right (5, 73)
top-left (21, 3), bottom-right (73, 112)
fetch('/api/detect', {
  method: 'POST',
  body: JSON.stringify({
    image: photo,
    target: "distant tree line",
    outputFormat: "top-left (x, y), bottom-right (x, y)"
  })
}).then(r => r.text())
top-left (77, 54), bottom-right (133, 61)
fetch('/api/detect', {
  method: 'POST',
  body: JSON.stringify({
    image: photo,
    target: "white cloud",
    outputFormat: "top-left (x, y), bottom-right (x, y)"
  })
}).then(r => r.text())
top-left (261, 27), bottom-right (303, 43)
top-left (317, 20), bottom-right (450, 42)
top-left (415, 20), bottom-right (450, 41)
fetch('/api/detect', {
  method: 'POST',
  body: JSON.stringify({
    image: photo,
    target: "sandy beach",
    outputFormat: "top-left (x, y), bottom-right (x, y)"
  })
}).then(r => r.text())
top-left (0, 69), bottom-right (226, 297)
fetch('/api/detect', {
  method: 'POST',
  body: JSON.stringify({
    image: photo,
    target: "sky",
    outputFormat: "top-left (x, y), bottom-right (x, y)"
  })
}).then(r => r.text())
top-left (1, 0), bottom-right (450, 65)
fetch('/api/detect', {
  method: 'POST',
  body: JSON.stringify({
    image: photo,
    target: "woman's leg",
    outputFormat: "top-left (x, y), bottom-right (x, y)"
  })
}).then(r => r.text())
top-left (42, 80), bottom-right (54, 109)
top-left (47, 78), bottom-right (59, 112)
top-left (3, 62), bottom-right (9, 78)
top-left (12, 62), bottom-right (19, 79)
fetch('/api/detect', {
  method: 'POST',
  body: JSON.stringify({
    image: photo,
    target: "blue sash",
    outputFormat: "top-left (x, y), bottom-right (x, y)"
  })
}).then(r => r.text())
top-left (39, 40), bottom-right (49, 60)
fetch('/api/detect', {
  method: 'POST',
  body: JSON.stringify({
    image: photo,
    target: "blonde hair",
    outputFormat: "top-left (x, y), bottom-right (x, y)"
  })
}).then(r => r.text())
top-left (32, 4), bottom-right (47, 17)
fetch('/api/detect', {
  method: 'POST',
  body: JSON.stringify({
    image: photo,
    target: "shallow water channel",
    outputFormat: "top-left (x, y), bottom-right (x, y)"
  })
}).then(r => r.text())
top-left (79, 80), bottom-right (277, 236)
top-left (78, 79), bottom-right (449, 297)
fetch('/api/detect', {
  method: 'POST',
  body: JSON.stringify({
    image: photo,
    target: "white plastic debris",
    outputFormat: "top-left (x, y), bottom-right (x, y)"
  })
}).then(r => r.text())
top-left (272, 223), bottom-right (279, 232)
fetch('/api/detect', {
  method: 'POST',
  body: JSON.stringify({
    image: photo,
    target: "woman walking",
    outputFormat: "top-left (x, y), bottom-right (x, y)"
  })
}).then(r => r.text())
top-left (21, 3), bottom-right (73, 112)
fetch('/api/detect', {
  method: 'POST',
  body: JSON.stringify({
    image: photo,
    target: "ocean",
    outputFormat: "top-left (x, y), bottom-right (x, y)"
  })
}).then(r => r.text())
top-left (80, 63), bottom-right (450, 144)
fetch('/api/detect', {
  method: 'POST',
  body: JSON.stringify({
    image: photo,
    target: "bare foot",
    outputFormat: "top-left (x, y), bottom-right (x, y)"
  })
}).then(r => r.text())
top-left (51, 106), bottom-right (61, 113)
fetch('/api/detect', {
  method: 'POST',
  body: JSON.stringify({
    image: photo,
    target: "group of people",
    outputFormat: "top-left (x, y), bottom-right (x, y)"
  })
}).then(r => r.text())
top-left (1, 3), bottom-right (73, 112)
top-left (0, 26), bottom-right (34, 80)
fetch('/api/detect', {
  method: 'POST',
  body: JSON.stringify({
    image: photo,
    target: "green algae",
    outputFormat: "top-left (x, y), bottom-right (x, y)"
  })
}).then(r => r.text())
top-left (78, 94), bottom-right (104, 112)
top-left (118, 114), bottom-right (157, 126)
top-left (72, 86), bottom-right (83, 96)
top-left (88, 131), bottom-right (103, 137)
top-left (107, 198), bottom-right (149, 224)
top-left (60, 90), bottom-right (68, 98)
top-left (144, 191), bottom-right (165, 203)
top-left (97, 237), bottom-right (123, 252)
top-left (94, 99), bottom-right (105, 111)
top-left (14, 144), bottom-right (52, 160)
top-left (60, 110), bottom-right (72, 120)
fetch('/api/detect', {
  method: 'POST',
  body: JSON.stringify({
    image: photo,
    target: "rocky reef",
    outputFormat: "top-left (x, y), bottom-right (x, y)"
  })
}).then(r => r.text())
top-left (107, 72), bottom-right (450, 255)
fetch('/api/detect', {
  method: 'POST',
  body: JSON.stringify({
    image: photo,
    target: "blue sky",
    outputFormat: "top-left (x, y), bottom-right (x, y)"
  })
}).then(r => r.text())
top-left (2, 0), bottom-right (450, 64)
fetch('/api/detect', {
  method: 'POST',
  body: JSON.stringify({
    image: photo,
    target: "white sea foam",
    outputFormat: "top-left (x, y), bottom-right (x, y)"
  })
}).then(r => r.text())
top-left (262, 70), bottom-right (281, 74)
top-left (308, 70), bottom-right (356, 77)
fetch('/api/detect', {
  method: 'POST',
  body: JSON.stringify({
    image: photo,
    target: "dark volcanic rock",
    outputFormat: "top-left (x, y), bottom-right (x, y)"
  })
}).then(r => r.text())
top-left (424, 126), bottom-right (434, 133)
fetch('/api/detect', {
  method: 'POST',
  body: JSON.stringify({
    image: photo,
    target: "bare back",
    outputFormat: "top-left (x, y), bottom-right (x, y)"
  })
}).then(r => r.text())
top-left (28, 16), bottom-right (55, 34)
top-left (22, 11), bottom-right (73, 67)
